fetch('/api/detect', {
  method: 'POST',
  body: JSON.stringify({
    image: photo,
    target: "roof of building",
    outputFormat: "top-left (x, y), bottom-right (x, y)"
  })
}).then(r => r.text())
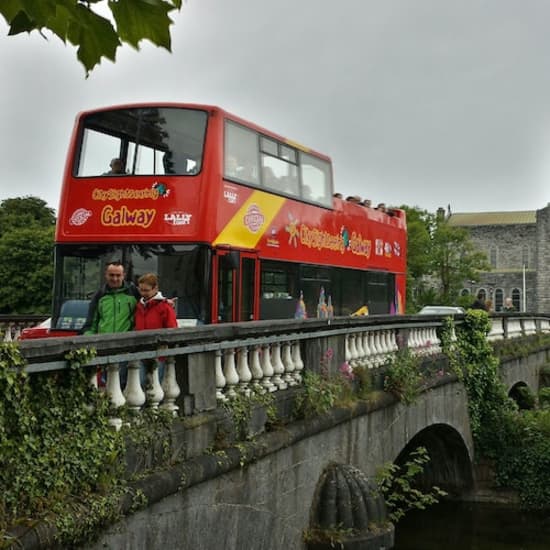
top-left (448, 210), bottom-right (536, 226)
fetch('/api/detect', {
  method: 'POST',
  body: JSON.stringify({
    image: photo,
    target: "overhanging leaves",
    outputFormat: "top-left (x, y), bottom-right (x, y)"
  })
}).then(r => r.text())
top-left (110, 0), bottom-right (174, 50)
top-left (0, 0), bottom-right (183, 74)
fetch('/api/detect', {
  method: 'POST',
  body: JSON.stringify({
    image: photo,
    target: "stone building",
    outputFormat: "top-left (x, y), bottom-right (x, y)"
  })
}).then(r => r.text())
top-left (447, 204), bottom-right (550, 313)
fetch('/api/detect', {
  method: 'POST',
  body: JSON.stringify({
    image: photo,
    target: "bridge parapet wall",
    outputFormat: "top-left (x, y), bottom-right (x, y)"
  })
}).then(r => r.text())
top-left (5, 313), bottom-right (550, 549)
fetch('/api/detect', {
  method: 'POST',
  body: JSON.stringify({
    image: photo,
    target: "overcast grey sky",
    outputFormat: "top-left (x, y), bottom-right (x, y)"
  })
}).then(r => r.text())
top-left (2, 0), bottom-right (550, 214)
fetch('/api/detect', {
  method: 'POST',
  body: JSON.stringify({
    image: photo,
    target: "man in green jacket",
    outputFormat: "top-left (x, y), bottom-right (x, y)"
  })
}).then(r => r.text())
top-left (83, 261), bottom-right (140, 334)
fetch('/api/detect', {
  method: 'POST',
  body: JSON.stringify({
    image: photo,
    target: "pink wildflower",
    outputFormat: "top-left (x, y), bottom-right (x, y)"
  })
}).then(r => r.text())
top-left (339, 361), bottom-right (355, 380)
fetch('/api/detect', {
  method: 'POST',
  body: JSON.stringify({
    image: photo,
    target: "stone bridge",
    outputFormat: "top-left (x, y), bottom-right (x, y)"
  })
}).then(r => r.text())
top-left (8, 313), bottom-right (550, 550)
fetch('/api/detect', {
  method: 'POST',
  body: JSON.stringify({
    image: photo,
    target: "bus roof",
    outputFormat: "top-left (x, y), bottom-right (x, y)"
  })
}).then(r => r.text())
top-left (75, 102), bottom-right (332, 163)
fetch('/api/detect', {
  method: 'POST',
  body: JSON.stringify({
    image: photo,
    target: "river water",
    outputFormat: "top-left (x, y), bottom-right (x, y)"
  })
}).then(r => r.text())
top-left (394, 501), bottom-right (550, 550)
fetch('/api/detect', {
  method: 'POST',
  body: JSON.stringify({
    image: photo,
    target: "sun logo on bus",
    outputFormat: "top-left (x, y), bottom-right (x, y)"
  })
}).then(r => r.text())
top-left (285, 213), bottom-right (299, 247)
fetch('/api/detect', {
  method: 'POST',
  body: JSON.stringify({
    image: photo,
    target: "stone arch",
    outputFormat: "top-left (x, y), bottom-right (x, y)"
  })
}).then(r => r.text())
top-left (508, 381), bottom-right (535, 410)
top-left (394, 423), bottom-right (473, 496)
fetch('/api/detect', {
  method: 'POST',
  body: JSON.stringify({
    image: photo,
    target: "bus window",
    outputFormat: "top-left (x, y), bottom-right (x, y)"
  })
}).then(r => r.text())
top-left (240, 256), bottom-right (256, 321)
top-left (224, 121), bottom-right (260, 185)
top-left (78, 128), bottom-right (125, 176)
top-left (300, 152), bottom-right (332, 207)
top-left (217, 253), bottom-right (235, 322)
top-left (260, 261), bottom-right (299, 319)
top-left (76, 108), bottom-right (207, 177)
top-left (260, 137), bottom-right (299, 196)
top-left (53, 244), bottom-right (210, 326)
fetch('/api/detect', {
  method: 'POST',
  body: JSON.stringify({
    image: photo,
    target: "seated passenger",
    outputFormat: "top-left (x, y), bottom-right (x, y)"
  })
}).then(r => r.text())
top-left (103, 158), bottom-right (126, 175)
top-left (225, 155), bottom-right (240, 177)
top-left (262, 166), bottom-right (277, 187)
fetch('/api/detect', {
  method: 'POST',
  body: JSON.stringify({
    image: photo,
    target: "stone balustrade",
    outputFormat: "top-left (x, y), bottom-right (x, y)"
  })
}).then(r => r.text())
top-left (9, 313), bottom-right (550, 429)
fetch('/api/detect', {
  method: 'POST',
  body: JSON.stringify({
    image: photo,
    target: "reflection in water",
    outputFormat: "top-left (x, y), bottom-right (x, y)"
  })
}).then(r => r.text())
top-left (394, 501), bottom-right (550, 550)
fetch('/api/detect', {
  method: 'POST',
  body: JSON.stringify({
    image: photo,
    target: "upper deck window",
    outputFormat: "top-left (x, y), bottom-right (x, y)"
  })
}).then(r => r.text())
top-left (224, 120), bottom-right (332, 207)
top-left (76, 108), bottom-right (208, 177)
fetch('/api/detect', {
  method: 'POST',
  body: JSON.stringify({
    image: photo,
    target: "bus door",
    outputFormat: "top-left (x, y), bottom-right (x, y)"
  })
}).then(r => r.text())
top-left (214, 249), bottom-right (259, 323)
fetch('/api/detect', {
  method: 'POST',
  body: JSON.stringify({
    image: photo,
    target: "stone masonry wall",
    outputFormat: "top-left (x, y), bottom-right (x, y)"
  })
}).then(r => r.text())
top-left (465, 222), bottom-right (537, 311)
top-left (536, 205), bottom-right (550, 313)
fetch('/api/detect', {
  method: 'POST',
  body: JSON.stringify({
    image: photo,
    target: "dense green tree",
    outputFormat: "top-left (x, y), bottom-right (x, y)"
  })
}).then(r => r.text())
top-left (400, 205), bottom-right (490, 311)
top-left (0, 226), bottom-right (54, 314)
top-left (0, 196), bottom-right (55, 234)
top-left (0, 197), bottom-right (55, 313)
top-left (400, 206), bottom-right (433, 312)
top-left (0, 0), bottom-right (182, 75)
top-left (431, 218), bottom-right (491, 304)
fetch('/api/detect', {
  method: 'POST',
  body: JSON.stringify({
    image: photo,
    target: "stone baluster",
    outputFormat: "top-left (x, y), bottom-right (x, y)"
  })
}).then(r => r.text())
top-left (90, 368), bottom-right (99, 390)
top-left (355, 331), bottom-right (366, 367)
top-left (373, 331), bottom-right (384, 366)
top-left (344, 334), bottom-right (352, 365)
top-left (408, 328), bottom-right (420, 354)
top-left (378, 330), bottom-right (389, 356)
top-left (507, 319), bottom-right (522, 338)
top-left (215, 349), bottom-right (227, 401)
top-left (426, 327), bottom-right (439, 353)
top-left (106, 362), bottom-right (125, 430)
top-left (348, 333), bottom-right (359, 367)
top-left (4, 327), bottom-right (12, 342)
top-left (388, 329), bottom-right (399, 354)
top-left (417, 328), bottom-right (428, 354)
top-left (13, 327), bottom-right (21, 340)
top-left (291, 341), bottom-right (304, 383)
top-left (161, 356), bottom-right (180, 415)
top-left (236, 345), bottom-right (252, 395)
top-left (282, 341), bottom-right (296, 386)
top-left (223, 348), bottom-right (239, 398)
top-left (146, 359), bottom-right (164, 409)
top-left (271, 342), bottom-right (287, 390)
top-left (124, 360), bottom-right (146, 413)
top-left (249, 344), bottom-right (265, 392)
top-left (261, 343), bottom-right (276, 392)
top-left (523, 319), bottom-right (537, 336)
top-left (363, 331), bottom-right (375, 368)
top-left (488, 318), bottom-right (504, 341)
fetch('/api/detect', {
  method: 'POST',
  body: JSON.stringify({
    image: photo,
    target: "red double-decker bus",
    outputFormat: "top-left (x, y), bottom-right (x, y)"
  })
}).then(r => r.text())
top-left (51, 103), bottom-right (406, 329)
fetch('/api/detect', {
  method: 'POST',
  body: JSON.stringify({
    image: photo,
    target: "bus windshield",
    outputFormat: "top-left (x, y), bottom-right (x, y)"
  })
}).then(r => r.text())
top-left (75, 107), bottom-right (208, 177)
top-left (54, 244), bottom-right (210, 325)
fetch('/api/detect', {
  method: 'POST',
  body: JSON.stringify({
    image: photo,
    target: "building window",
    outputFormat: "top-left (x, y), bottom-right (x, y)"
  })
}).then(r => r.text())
top-left (478, 288), bottom-right (487, 301)
top-left (489, 246), bottom-right (497, 268)
top-left (511, 288), bottom-right (521, 311)
top-left (494, 288), bottom-right (504, 312)
top-left (460, 288), bottom-right (470, 297)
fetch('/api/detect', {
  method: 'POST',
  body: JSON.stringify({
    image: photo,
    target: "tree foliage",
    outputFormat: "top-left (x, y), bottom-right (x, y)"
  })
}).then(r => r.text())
top-left (0, 0), bottom-right (183, 75)
top-left (0, 196), bottom-right (55, 234)
top-left (431, 218), bottom-right (491, 304)
top-left (401, 205), bottom-right (490, 311)
top-left (0, 197), bottom-right (55, 313)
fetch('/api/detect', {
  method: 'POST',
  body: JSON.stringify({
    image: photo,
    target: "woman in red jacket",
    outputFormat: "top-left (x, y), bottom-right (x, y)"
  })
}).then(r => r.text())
top-left (135, 273), bottom-right (178, 330)
top-left (135, 273), bottom-right (178, 386)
